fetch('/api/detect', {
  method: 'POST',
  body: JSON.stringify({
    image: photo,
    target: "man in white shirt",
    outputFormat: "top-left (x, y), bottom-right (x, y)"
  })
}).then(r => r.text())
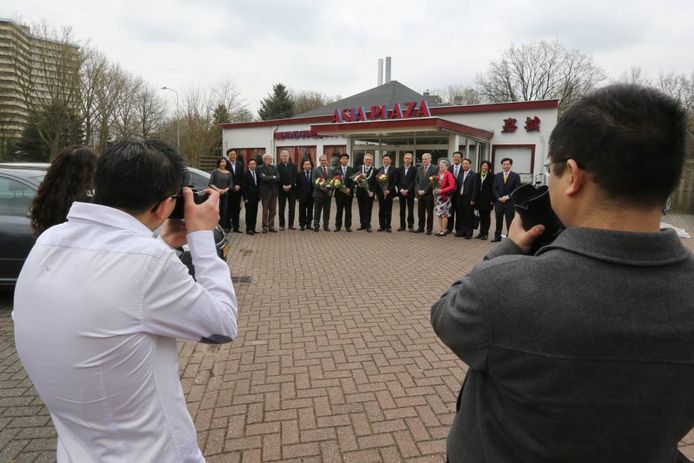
top-left (13, 140), bottom-right (238, 463)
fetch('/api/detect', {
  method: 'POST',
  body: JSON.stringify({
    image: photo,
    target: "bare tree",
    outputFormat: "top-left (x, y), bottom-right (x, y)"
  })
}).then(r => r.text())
top-left (476, 40), bottom-right (606, 112)
top-left (213, 79), bottom-right (253, 122)
top-left (442, 85), bottom-right (482, 105)
top-left (291, 90), bottom-right (333, 114)
top-left (617, 67), bottom-right (653, 86)
top-left (135, 86), bottom-right (167, 138)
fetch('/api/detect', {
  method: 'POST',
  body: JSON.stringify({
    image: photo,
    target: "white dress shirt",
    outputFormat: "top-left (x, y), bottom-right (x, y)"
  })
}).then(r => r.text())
top-left (13, 202), bottom-right (238, 463)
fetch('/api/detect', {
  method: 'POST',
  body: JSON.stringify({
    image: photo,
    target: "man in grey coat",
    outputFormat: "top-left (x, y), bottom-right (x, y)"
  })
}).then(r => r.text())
top-left (432, 84), bottom-right (694, 463)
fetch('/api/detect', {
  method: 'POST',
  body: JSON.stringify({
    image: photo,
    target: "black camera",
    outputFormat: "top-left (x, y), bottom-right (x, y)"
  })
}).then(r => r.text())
top-left (169, 188), bottom-right (208, 219)
top-left (510, 184), bottom-right (564, 253)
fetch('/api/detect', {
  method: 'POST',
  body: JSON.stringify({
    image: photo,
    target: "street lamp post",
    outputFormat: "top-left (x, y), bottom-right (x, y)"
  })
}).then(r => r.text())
top-left (160, 86), bottom-right (180, 153)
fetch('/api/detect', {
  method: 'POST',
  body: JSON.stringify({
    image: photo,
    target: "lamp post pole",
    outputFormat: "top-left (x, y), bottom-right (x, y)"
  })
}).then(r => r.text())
top-left (161, 86), bottom-right (180, 153)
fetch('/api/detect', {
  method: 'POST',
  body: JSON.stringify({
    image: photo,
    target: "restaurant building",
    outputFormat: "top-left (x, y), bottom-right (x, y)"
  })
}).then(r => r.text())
top-left (220, 81), bottom-right (559, 184)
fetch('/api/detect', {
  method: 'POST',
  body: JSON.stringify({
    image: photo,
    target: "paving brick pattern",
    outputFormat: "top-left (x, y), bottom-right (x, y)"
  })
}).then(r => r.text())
top-left (0, 207), bottom-right (692, 462)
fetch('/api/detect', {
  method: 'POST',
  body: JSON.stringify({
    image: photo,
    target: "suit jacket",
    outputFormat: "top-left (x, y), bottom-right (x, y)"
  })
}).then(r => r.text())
top-left (277, 162), bottom-right (298, 193)
top-left (354, 165), bottom-right (378, 194)
top-left (397, 164), bottom-right (417, 195)
top-left (311, 165), bottom-right (333, 200)
top-left (334, 164), bottom-right (355, 197)
top-left (448, 163), bottom-right (464, 199)
top-left (257, 163), bottom-right (280, 199)
top-left (295, 169), bottom-right (314, 203)
top-left (228, 161), bottom-right (244, 193)
top-left (242, 170), bottom-right (260, 203)
top-left (415, 164), bottom-right (437, 198)
top-left (376, 165), bottom-right (398, 198)
top-left (493, 170), bottom-right (521, 203)
top-left (459, 169), bottom-right (479, 205)
top-left (476, 172), bottom-right (495, 211)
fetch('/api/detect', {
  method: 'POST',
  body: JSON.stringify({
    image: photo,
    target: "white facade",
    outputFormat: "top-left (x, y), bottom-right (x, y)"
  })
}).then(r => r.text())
top-left (221, 100), bottom-right (558, 184)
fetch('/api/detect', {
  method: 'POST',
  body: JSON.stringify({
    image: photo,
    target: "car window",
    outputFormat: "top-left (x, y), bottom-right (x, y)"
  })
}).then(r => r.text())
top-left (0, 176), bottom-right (35, 217)
top-left (188, 171), bottom-right (210, 190)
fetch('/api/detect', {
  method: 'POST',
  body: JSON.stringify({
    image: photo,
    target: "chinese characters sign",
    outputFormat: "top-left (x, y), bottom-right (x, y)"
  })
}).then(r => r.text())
top-left (502, 116), bottom-right (541, 133)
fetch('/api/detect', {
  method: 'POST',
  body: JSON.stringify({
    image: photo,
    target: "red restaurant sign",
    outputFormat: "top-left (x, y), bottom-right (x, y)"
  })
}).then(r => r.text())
top-left (332, 100), bottom-right (431, 123)
top-left (274, 129), bottom-right (321, 140)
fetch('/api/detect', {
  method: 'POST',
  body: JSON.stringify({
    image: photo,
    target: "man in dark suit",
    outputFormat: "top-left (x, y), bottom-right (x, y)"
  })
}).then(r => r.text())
top-left (414, 152), bottom-right (436, 235)
top-left (447, 152), bottom-right (463, 234)
top-left (491, 157), bottom-right (521, 242)
top-left (296, 158), bottom-right (314, 231)
top-left (333, 153), bottom-right (355, 232)
top-left (355, 153), bottom-right (377, 232)
top-left (225, 149), bottom-right (244, 233)
top-left (257, 153), bottom-right (280, 233)
top-left (475, 160), bottom-right (495, 240)
top-left (397, 152), bottom-right (416, 231)
top-left (277, 149), bottom-right (298, 230)
top-left (455, 158), bottom-right (479, 239)
top-left (242, 159), bottom-right (260, 235)
top-left (311, 154), bottom-right (332, 232)
top-left (376, 153), bottom-right (398, 232)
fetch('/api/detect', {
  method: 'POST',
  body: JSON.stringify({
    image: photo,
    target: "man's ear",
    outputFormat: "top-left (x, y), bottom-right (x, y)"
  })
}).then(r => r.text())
top-left (152, 198), bottom-right (172, 220)
top-left (565, 159), bottom-right (586, 197)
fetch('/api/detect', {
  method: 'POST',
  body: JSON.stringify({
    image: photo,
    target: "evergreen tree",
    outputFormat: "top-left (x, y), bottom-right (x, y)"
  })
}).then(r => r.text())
top-left (258, 83), bottom-right (295, 120)
top-left (15, 102), bottom-right (83, 161)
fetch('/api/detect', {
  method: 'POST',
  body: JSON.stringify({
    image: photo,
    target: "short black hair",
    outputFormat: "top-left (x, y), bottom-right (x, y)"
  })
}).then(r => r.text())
top-left (549, 84), bottom-right (686, 206)
top-left (382, 153), bottom-right (391, 159)
top-left (217, 157), bottom-right (227, 167)
top-left (226, 148), bottom-right (234, 156)
top-left (93, 140), bottom-right (186, 213)
top-left (480, 160), bottom-right (492, 172)
top-left (340, 153), bottom-right (349, 159)
top-left (462, 158), bottom-right (472, 164)
top-left (501, 158), bottom-right (513, 165)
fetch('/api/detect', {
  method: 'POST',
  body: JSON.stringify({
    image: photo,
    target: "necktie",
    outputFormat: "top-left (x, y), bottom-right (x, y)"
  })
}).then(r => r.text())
top-left (252, 171), bottom-right (256, 185)
top-left (504, 173), bottom-right (508, 184)
top-left (343, 166), bottom-right (346, 176)
top-left (462, 172), bottom-right (468, 194)
top-left (455, 166), bottom-right (459, 177)
top-left (323, 167), bottom-right (327, 177)
top-left (305, 171), bottom-right (309, 182)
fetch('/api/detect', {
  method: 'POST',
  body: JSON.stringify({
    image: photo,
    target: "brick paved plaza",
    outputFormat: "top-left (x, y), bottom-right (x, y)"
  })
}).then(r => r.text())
top-left (1, 205), bottom-right (693, 462)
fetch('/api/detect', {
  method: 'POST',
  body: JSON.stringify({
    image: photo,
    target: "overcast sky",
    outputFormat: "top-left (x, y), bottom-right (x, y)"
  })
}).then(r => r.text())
top-left (4, 0), bottom-right (693, 116)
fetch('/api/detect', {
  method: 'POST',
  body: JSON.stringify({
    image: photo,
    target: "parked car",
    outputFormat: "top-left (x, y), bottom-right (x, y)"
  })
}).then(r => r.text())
top-left (0, 165), bottom-right (228, 286)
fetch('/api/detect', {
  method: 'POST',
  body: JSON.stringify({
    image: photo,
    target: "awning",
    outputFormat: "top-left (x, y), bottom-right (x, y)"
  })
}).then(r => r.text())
top-left (311, 117), bottom-right (494, 141)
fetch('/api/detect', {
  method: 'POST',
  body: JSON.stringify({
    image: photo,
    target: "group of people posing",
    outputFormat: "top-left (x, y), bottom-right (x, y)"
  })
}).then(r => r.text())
top-left (210, 148), bottom-right (522, 240)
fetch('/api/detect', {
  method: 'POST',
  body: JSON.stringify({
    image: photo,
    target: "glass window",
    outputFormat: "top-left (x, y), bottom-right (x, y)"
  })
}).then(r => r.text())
top-left (0, 176), bottom-right (35, 217)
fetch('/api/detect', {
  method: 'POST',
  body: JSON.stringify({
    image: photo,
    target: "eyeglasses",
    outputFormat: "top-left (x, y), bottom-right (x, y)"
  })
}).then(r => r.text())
top-left (150, 188), bottom-right (183, 212)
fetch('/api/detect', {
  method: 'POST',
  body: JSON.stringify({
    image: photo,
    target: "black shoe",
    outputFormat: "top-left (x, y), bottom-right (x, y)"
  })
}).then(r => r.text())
top-left (300, 227), bottom-right (305, 231)
top-left (334, 228), bottom-right (341, 232)
top-left (377, 228), bottom-right (385, 232)
top-left (346, 228), bottom-right (351, 232)
top-left (289, 226), bottom-right (296, 230)
top-left (426, 230), bottom-right (432, 235)
top-left (491, 238), bottom-right (501, 242)
top-left (357, 226), bottom-right (366, 230)
top-left (314, 228), bottom-right (319, 232)
top-left (366, 228), bottom-right (372, 233)
top-left (408, 227), bottom-right (415, 232)
top-left (479, 234), bottom-right (488, 240)
top-left (412, 229), bottom-right (424, 233)
top-left (386, 228), bottom-right (392, 233)
top-left (324, 226), bottom-right (330, 232)
top-left (455, 233), bottom-right (465, 237)
top-left (464, 235), bottom-right (472, 240)
top-left (233, 229), bottom-right (240, 233)
top-left (306, 225), bottom-right (313, 231)
top-left (246, 230), bottom-right (255, 235)
top-left (268, 228), bottom-right (278, 233)
top-left (397, 227), bottom-right (405, 231)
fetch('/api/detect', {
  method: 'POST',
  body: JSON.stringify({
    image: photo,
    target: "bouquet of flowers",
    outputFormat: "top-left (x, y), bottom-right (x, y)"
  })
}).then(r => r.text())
top-left (350, 172), bottom-right (370, 193)
top-left (330, 176), bottom-right (343, 189)
top-left (315, 177), bottom-right (337, 196)
top-left (377, 173), bottom-right (389, 195)
top-left (429, 175), bottom-right (438, 189)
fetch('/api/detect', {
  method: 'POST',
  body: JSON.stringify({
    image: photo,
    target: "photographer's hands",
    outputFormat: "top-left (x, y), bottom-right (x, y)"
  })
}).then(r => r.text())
top-left (184, 187), bottom-right (220, 232)
top-left (508, 214), bottom-right (544, 254)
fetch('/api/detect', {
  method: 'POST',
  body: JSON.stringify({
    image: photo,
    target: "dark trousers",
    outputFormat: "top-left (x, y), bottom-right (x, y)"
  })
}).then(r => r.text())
top-left (456, 196), bottom-right (475, 237)
top-left (218, 194), bottom-right (229, 230)
top-left (378, 193), bottom-right (393, 229)
top-left (494, 201), bottom-right (515, 239)
top-left (356, 189), bottom-right (374, 229)
top-left (298, 198), bottom-right (314, 229)
top-left (278, 189), bottom-right (296, 228)
top-left (261, 193), bottom-right (277, 231)
top-left (245, 200), bottom-right (258, 232)
top-left (313, 195), bottom-right (331, 229)
top-left (334, 192), bottom-right (352, 229)
top-left (227, 191), bottom-right (242, 231)
top-left (477, 206), bottom-right (492, 236)
top-left (447, 193), bottom-right (459, 233)
top-left (399, 193), bottom-right (414, 229)
top-left (417, 195), bottom-right (434, 232)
